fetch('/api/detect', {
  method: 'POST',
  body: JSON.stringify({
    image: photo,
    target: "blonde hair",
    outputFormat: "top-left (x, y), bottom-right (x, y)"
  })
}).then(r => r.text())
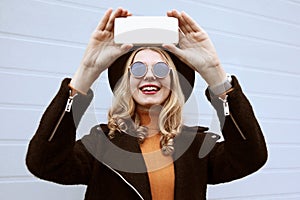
top-left (107, 47), bottom-right (185, 155)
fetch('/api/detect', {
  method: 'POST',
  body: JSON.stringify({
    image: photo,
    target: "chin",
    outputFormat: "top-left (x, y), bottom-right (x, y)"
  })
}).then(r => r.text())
top-left (132, 91), bottom-right (170, 108)
top-left (138, 101), bottom-right (162, 108)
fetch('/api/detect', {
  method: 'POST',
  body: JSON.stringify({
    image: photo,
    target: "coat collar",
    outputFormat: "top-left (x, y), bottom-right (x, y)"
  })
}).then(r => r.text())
top-left (98, 124), bottom-right (211, 200)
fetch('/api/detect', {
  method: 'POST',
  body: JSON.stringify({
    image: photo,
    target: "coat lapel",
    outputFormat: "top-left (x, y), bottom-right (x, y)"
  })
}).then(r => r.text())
top-left (98, 124), bottom-right (213, 200)
top-left (172, 125), bottom-right (209, 200)
top-left (99, 124), bottom-right (152, 200)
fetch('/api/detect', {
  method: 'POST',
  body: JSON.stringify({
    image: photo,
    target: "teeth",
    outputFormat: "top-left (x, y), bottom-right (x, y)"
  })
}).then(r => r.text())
top-left (141, 86), bottom-right (159, 91)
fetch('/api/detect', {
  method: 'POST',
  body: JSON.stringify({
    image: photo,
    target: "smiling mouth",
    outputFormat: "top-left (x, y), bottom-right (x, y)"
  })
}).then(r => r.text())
top-left (140, 85), bottom-right (161, 94)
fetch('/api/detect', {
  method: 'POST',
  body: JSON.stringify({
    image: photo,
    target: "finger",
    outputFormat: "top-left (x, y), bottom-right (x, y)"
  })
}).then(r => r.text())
top-left (178, 29), bottom-right (186, 45)
top-left (163, 43), bottom-right (196, 71)
top-left (167, 9), bottom-right (189, 34)
top-left (181, 11), bottom-right (202, 33)
top-left (121, 9), bottom-right (132, 17)
top-left (105, 8), bottom-right (122, 32)
top-left (105, 8), bottom-right (130, 32)
top-left (162, 43), bottom-right (184, 59)
top-left (120, 43), bottom-right (134, 52)
top-left (178, 12), bottom-right (194, 33)
top-left (96, 8), bottom-right (113, 31)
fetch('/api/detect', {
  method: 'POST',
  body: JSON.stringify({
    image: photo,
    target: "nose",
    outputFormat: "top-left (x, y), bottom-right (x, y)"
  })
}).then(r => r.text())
top-left (143, 65), bottom-right (156, 80)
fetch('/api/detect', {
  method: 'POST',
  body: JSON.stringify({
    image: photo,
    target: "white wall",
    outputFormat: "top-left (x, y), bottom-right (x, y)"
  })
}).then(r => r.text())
top-left (1, 0), bottom-right (300, 199)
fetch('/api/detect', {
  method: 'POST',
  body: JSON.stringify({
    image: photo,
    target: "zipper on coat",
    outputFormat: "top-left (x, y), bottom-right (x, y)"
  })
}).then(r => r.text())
top-left (219, 95), bottom-right (247, 140)
top-left (101, 162), bottom-right (144, 200)
top-left (48, 92), bottom-right (77, 142)
top-left (218, 95), bottom-right (230, 116)
top-left (229, 114), bottom-right (246, 140)
top-left (48, 92), bottom-right (143, 198)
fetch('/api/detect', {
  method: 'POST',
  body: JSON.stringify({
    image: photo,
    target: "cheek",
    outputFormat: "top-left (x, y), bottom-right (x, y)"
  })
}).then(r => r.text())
top-left (129, 77), bottom-right (140, 94)
top-left (161, 76), bottom-right (172, 90)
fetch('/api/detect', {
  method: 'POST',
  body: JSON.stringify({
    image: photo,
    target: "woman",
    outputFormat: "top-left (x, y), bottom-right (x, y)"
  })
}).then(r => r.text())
top-left (26, 8), bottom-right (268, 200)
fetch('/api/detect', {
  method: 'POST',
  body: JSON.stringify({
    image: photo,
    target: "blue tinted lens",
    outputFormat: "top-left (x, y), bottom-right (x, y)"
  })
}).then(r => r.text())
top-left (130, 62), bottom-right (147, 77)
top-left (153, 62), bottom-right (170, 78)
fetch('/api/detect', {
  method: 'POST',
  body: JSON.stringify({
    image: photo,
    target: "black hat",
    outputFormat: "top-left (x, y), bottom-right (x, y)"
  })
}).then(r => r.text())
top-left (108, 47), bottom-right (195, 102)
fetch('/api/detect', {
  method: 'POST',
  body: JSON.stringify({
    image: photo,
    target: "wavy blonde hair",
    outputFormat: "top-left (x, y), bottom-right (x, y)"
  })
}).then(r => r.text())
top-left (107, 47), bottom-right (185, 155)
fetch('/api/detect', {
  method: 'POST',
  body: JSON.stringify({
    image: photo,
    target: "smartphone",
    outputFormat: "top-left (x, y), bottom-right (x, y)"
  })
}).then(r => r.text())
top-left (114, 16), bottom-right (178, 45)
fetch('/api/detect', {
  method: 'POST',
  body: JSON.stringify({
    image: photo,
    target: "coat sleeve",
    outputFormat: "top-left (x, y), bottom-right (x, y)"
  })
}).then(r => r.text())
top-left (25, 78), bottom-right (96, 185)
top-left (205, 76), bottom-right (268, 184)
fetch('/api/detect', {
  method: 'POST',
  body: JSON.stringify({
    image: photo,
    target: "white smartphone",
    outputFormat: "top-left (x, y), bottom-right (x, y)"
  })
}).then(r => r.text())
top-left (114, 16), bottom-right (179, 45)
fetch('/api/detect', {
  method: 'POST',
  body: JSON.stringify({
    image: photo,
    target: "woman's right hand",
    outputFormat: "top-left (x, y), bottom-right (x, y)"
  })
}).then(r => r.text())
top-left (70, 8), bottom-right (133, 94)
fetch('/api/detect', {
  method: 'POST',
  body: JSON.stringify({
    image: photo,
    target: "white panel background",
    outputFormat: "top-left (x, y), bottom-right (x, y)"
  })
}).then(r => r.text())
top-left (1, 0), bottom-right (300, 199)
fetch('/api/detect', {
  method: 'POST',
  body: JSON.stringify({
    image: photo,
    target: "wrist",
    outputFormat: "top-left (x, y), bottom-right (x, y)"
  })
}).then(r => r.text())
top-left (208, 73), bottom-right (232, 97)
top-left (199, 64), bottom-right (227, 86)
top-left (70, 66), bottom-right (100, 94)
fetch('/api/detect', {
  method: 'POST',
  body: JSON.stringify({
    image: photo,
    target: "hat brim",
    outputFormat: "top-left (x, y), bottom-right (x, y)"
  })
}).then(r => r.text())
top-left (108, 47), bottom-right (195, 102)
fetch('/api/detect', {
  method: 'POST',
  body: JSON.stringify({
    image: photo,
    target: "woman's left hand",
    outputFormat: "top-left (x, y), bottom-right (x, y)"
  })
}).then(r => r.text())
top-left (163, 10), bottom-right (226, 86)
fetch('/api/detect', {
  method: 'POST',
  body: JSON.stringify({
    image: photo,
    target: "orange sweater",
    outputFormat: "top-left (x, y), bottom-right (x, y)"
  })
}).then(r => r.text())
top-left (138, 107), bottom-right (175, 200)
top-left (140, 134), bottom-right (174, 200)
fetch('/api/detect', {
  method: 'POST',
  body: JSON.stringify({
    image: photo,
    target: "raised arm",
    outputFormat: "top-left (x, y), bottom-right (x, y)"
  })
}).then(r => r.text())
top-left (165, 9), bottom-right (267, 183)
top-left (26, 8), bottom-right (133, 185)
top-left (163, 9), bottom-right (227, 88)
top-left (70, 8), bottom-right (133, 94)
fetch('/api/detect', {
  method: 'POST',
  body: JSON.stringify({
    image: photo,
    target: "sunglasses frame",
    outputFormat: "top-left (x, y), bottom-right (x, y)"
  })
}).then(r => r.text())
top-left (129, 61), bottom-right (172, 79)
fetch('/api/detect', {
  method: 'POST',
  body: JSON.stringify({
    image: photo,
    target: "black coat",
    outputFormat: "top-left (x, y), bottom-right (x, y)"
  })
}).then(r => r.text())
top-left (26, 76), bottom-right (267, 200)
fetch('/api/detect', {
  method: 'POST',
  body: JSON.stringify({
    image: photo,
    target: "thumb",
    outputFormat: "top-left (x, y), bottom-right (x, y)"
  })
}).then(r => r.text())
top-left (120, 43), bottom-right (133, 52)
top-left (112, 43), bottom-right (133, 58)
top-left (162, 43), bottom-right (184, 60)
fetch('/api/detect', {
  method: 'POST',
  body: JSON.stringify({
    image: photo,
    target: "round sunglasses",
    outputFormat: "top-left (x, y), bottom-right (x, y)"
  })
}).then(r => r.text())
top-left (129, 61), bottom-right (171, 79)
